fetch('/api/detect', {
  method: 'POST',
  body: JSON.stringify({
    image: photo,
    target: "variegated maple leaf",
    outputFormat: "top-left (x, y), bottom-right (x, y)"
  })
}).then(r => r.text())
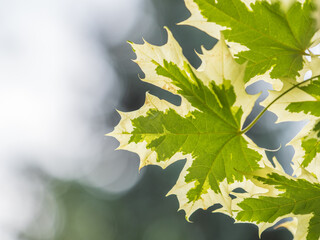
top-left (107, 0), bottom-right (320, 238)
top-left (288, 78), bottom-right (320, 175)
top-left (259, 56), bottom-right (320, 177)
top-left (235, 58), bottom-right (320, 240)
top-left (181, 0), bottom-right (319, 88)
top-left (107, 29), bottom-right (267, 219)
top-left (236, 169), bottom-right (320, 240)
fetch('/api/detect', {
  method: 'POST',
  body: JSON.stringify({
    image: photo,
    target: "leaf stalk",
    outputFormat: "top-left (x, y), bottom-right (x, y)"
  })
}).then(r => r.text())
top-left (240, 75), bottom-right (320, 134)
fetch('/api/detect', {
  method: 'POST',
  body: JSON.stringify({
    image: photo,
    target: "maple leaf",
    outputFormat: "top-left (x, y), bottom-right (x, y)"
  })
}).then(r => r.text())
top-left (107, 29), bottom-right (266, 219)
top-left (287, 79), bottom-right (320, 177)
top-left (300, 124), bottom-right (320, 168)
top-left (284, 75), bottom-right (319, 165)
top-left (181, 0), bottom-right (317, 82)
top-left (236, 62), bottom-right (320, 238)
top-left (107, 0), bottom-right (320, 238)
top-left (237, 171), bottom-right (320, 240)
top-left (259, 62), bottom-right (320, 177)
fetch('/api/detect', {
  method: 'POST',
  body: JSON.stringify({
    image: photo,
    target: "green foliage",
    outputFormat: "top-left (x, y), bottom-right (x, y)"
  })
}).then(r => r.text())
top-left (108, 0), bottom-right (320, 239)
top-left (130, 60), bottom-right (261, 201)
top-left (193, 0), bottom-right (317, 81)
top-left (238, 173), bottom-right (320, 240)
top-left (301, 137), bottom-right (320, 167)
top-left (287, 79), bottom-right (320, 116)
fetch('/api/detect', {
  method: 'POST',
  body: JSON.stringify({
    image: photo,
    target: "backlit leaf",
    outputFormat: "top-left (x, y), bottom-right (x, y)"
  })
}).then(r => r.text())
top-left (108, 30), bottom-right (265, 218)
top-left (237, 172), bottom-right (320, 240)
top-left (184, 0), bottom-right (317, 82)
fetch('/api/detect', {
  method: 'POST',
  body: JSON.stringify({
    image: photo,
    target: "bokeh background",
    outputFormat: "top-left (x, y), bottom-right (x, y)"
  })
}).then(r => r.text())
top-left (0, 0), bottom-right (305, 239)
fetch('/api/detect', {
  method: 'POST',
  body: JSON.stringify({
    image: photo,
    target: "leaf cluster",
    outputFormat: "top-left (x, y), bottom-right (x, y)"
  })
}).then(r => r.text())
top-left (108, 0), bottom-right (320, 239)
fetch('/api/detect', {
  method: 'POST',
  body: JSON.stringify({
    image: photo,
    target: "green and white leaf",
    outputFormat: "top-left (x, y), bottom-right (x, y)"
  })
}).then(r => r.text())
top-left (245, 56), bottom-right (320, 237)
top-left (260, 58), bottom-right (320, 178)
top-left (236, 171), bottom-right (320, 240)
top-left (108, 29), bottom-right (268, 219)
top-left (108, 0), bottom-right (320, 238)
top-left (292, 88), bottom-right (320, 178)
top-left (182, 0), bottom-right (317, 84)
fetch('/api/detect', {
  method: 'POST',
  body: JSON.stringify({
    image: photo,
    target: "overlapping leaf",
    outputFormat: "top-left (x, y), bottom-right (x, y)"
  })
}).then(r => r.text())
top-left (237, 172), bottom-right (320, 240)
top-left (108, 0), bottom-right (320, 238)
top-left (182, 0), bottom-right (317, 82)
top-left (288, 78), bottom-right (320, 177)
top-left (300, 122), bottom-right (320, 168)
top-left (108, 29), bottom-right (266, 218)
top-left (260, 64), bottom-right (320, 177)
top-left (235, 64), bottom-right (320, 239)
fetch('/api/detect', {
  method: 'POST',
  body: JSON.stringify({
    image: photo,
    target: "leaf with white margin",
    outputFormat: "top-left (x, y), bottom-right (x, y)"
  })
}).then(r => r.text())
top-left (181, 0), bottom-right (317, 85)
top-left (300, 121), bottom-right (320, 168)
top-left (226, 158), bottom-right (295, 237)
top-left (288, 79), bottom-right (320, 178)
top-left (237, 171), bottom-right (320, 240)
top-left (260, 59), bottom-right (319, 178)
top-left (180, 0), bottom-right (275, 89)
top-left (108, 29), bottom-right (266, 219)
